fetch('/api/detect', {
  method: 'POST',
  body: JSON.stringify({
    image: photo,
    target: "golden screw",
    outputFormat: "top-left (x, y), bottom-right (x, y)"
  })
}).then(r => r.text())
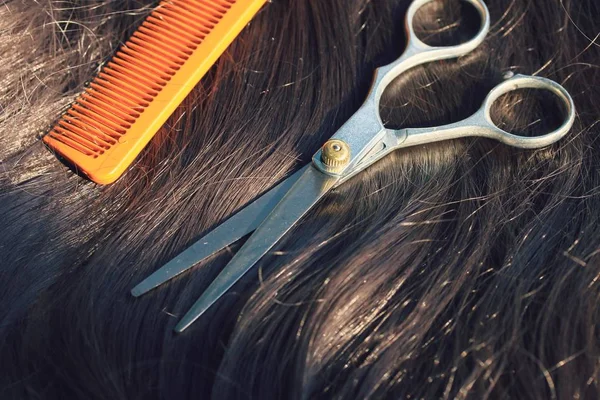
top-left (321, 139), bottom-right (350, 169)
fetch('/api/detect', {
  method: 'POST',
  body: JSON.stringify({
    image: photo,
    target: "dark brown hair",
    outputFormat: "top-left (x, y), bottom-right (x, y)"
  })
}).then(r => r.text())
top-left (1, 0), bottom-right (599, 398)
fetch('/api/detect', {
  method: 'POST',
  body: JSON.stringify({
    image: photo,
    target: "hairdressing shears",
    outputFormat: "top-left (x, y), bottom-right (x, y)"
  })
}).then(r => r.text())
top-left (131, 0), bottom-right (575, 332)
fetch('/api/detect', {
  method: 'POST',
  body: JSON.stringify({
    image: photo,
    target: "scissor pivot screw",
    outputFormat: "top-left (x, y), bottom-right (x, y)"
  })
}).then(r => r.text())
top-left (321, 139), bottom-right (350, 169)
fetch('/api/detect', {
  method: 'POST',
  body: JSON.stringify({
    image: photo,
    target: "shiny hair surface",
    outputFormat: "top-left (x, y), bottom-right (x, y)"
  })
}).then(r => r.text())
top-left (0, 0), bottom-right (599, 399)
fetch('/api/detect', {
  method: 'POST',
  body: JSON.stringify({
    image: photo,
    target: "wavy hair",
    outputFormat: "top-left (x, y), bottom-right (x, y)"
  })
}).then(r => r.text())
top-left (0, 0), bottom-right (599, 398)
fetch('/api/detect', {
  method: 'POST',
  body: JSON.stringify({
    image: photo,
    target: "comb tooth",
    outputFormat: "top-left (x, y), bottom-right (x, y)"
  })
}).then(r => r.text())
top-left (144, 17), bottom-right (203, 45)
top-left (97, 72), bottom-right (157, 101)
top-left (48, 131), bottom-right (102, 156)
top-left (193, 0), bottom-right (228, 15)
top-left (120, 43), bottom-right (181, 74)
top-left (161, 3), bottom-right (216, 29)
top-left (105, 62), bottom-right (164, 92)
top-left (130, 29), bottom-right (192, 59)
top-left (159, 6), bottom-right (213, 34)
top-left (178, 0), bottom-right (223, 19)
top-left (137, 24), bottom-right (196, 52)
top-left (97, 68), bottom-right (158, 100)
top-left (135, 26), bottom-right (194, 55)
top-left (80, 92), bottom-right (138, 123)
top-left (90, 81), bottom-right (145, 113)
top-left (128, 34), bottom-right (189, 64)
top-left (215, 0), bottom-right (234, 11)
top-left (108, 57), bottom-right (169, 85)
top-left (56, 120), bottom-right (115, 147)
top-left (60, 113), bottom-right (119, 142)
top-left (101, 67), bottom-right (161, 96)
top-left (115, 51), bottom-right (173, 82)
top-left (71, 103), bottom-right (130, 133)
top-left (55, 123), bottom-right (113, 150)
top-left (82, 87), bottom-right (140, 116)
top-left (121, 42), bottom-right (182, 71)
top-left (155, 7), bottom-right (212, 35)
top-left (67, 107), bottom-right (126, 138)
top-left (209, 0), bottom-right (230, 6)
top-left (52, 125), bottom-right (107, 153)
top-left (76, 96), bottom-right (133, 128)
top-left (55, 115), bottom-right (117, 149)
top-left (171, 0), bottom-right (221, 23)
top-left (91, 80), bottom-right (148, 109)
top-left (148, 13), bottom-right (206, 41)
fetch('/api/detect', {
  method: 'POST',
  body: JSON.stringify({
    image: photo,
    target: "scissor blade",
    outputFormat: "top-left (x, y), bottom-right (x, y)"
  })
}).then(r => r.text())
top-left (131, 166), bottom-right (309, 297)
top-left (175, 165), bottom-right (338, 332)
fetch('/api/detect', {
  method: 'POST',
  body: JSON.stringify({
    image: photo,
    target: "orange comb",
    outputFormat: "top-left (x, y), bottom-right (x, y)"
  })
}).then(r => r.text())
top-left (44, 0), bottom-right (267, 184)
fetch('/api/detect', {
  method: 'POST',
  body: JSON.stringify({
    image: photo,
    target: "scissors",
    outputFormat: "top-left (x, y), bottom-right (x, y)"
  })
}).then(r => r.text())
top-left (131, 0), bottom-right (576, 332)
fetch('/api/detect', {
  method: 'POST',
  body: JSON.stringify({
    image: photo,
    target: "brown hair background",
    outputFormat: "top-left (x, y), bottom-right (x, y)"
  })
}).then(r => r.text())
top-left (1, 0), bottom-right (599, 398)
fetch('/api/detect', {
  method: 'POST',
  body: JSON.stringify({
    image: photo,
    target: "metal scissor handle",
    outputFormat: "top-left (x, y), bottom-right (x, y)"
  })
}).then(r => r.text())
top-left (313, 0), bottom-right (491, 175)
top-left (395, 74), bottom-right (576, 149)
top-left (369, 0), bottom-right (491, 104)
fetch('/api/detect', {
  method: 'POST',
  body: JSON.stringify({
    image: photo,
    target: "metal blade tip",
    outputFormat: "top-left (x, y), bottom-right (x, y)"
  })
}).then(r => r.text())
top-left (130, 282), bottom-right (152, 297)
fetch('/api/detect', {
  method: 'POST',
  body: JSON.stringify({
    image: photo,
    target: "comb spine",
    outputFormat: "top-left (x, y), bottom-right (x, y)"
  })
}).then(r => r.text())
top-left (45, 0), bottom-right (267, 184)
